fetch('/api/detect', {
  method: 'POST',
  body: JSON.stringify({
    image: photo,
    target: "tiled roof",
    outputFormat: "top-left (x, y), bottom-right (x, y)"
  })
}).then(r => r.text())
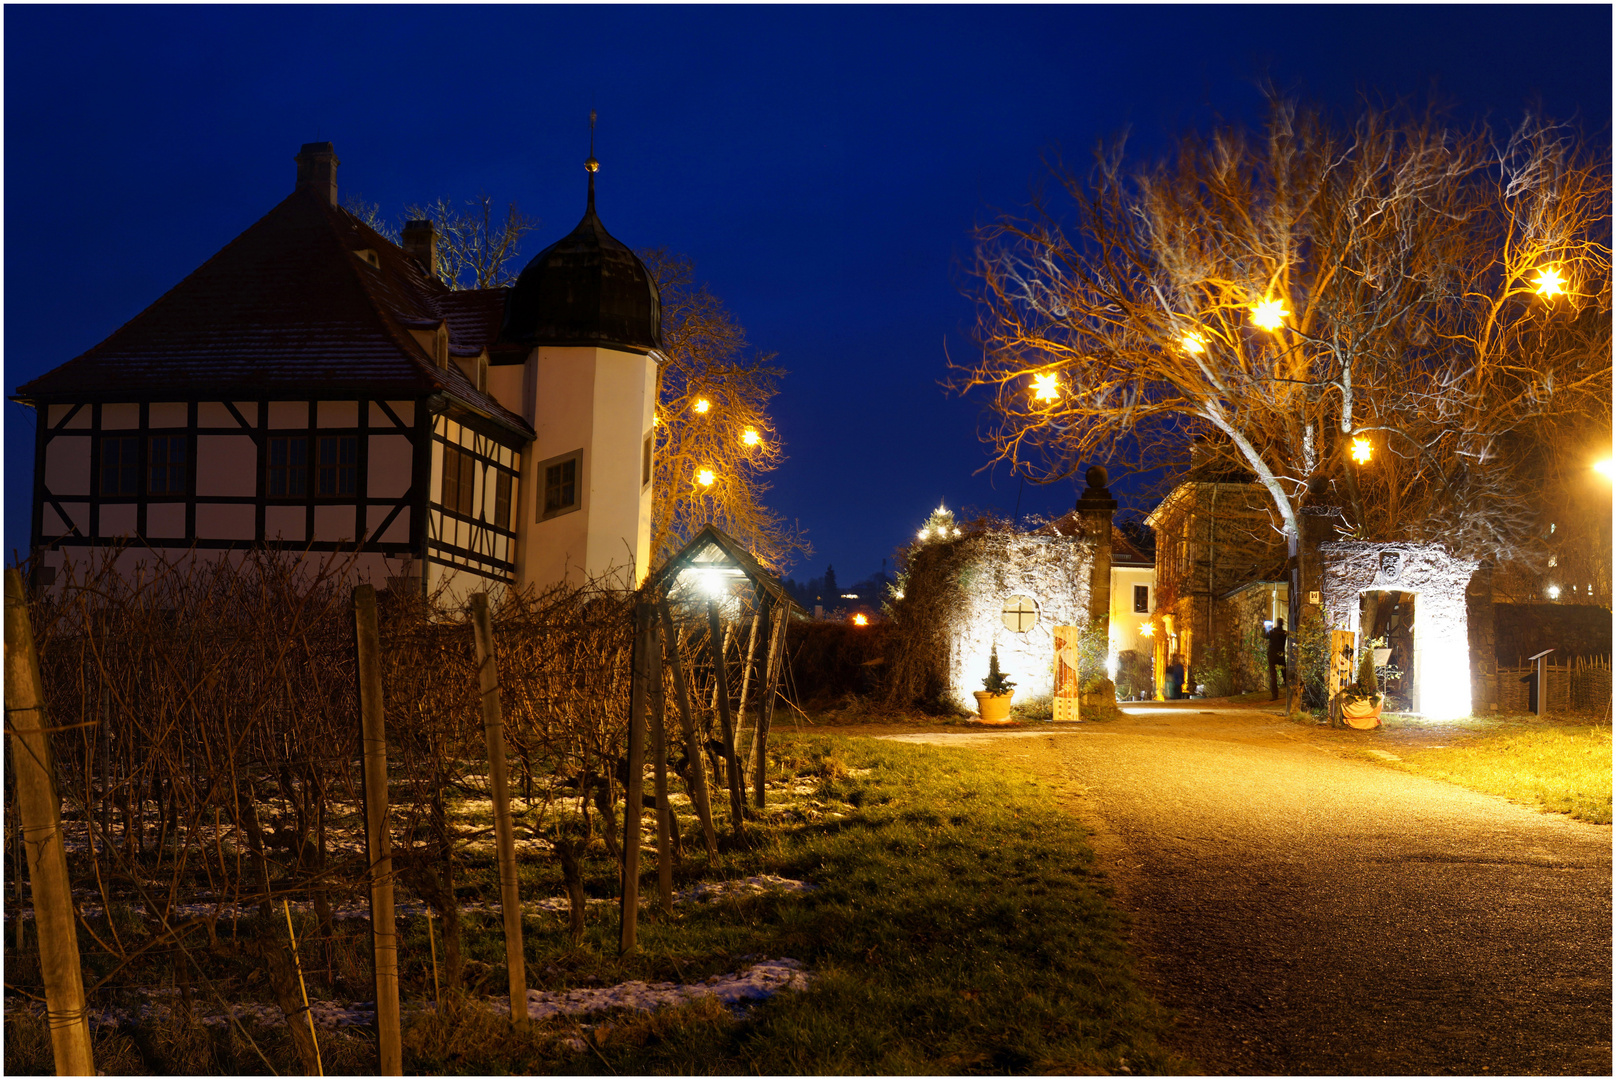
top-left (14, 187), bottom-right (533, 440)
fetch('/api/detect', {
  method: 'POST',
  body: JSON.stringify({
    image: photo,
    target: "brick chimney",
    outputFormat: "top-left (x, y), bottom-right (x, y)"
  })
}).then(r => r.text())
top-left (402, 219), bottom-right (438, 278)
top-left (294, 142), bottom-right (339, 207)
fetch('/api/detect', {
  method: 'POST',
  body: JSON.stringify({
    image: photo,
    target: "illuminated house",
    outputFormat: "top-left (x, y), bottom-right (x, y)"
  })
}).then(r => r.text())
top-left (16, 142), bottom-right (660, 602)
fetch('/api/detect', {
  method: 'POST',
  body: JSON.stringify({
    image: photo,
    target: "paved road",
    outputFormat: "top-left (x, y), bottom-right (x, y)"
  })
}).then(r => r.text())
top-left (885, 706), bottom-right (1613, 1075)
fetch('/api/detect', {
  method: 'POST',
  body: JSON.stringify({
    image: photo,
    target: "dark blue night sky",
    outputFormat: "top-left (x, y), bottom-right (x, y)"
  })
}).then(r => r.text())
top-left (6, 5), bottom-right (1610, 582)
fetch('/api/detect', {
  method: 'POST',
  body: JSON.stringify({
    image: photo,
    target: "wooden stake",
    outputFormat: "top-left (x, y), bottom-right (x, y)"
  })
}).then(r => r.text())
top-left (648, 616), bottom-right (674, 913)
top-left (753, 603), bottom-right (789, 808)
top-left (620, 601), bottom-right (651, 955)
top-left (470, 593), bottom-right (527, 1027)
top-left (657, 599), bottom-right (719, 859)
top-left (427, 911), bottom-right (440, 1014)
top-left (732, 608), bottom-right (762, 796)
top-left (707, 600), bottom-right (746, 832)
top-left (284, 899), bottom-right (324, 1076)
top-left (352, 584), bottom-right (401, 1075)
top-left (4, 568), bottom-right (94, 1077)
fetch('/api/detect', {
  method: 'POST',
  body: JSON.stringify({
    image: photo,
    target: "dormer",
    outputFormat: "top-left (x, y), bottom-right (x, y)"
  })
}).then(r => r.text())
top-left (353, 248), bottom-right (381, 269)
top-left (453, 348), bottom-right (489, 394)
top-left (406, 320), bottom-right (450, 368)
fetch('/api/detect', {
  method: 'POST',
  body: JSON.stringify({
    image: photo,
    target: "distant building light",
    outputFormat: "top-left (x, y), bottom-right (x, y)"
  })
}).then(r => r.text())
top-left (1547, 585), bottom-right (1562, 600)
top-left (852, 613), bottom-right (869, 627)
top-left (841, 593), bottom-right (859, 599)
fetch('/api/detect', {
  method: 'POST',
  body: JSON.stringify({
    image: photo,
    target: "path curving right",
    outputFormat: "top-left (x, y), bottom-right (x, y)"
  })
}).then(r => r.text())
top-left (901, 705), bottom-right (1613, 1075)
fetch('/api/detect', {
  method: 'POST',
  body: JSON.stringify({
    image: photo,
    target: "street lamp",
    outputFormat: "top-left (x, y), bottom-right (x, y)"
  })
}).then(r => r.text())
top-left (1533, 266), bottom-right (1567, 299)
top-left (1251, 298), bottom-right (1289, 331)
top-left (1181, 331), bottom-right (1208, 354)
top-left (1350, 436), bottom-right (1373, 464)
top-left (693, 398), bottom-right (712, 414)
top-left (1594, 458), bottom-right (1613, 479)
top-left (1031, 372), bottom-right (1060, 401)
top-left (741, 427), bottom-right (761, 447)
top-left (695, 468), bottom-right (716, 487)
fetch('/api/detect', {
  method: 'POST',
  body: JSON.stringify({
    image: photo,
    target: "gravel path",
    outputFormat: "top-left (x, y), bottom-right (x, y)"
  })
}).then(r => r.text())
top-left (884, 705), bottom-right (1612, 1075)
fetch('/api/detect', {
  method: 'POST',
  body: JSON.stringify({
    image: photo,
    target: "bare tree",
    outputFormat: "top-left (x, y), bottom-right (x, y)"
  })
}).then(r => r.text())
top-left (641, 249), bottom-right (807, 571)
top-left (403, 195), bottom-right (537, 291)
top-left (959, 99), bottom-right (1610, 579)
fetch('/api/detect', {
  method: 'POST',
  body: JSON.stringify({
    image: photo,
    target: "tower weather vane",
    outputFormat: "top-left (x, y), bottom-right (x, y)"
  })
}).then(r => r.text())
top-left (586, 109), bottom-right (599, 173)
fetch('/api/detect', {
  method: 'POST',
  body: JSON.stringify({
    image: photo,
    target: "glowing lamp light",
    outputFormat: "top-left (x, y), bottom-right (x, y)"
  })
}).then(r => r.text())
top-left (917, 528), bottom-right (929, 540)
top-left (1181, 331), bottom-right (1207, 354)
top-left (693, 398), bottom-right (712, 414)
top-left (741, 427), bottom-right (761, 447)
top-left (852, 614), bottom-right (869, 627)
top-left (1250, 298), bottom-right (1289, 331)
top-left (1547, 584), bottom-right (1562, 600)
top-left (1533, 266), bottom-right (1567, 299)
top-left (1031, 372), bottom-right (1060, 401)
top-left (695, 468), bottom-right (716, 487)
top-left (698, 569), bottom-right (728, 596)
top-left (1139, 623), bottom-right (1154, 637)
top-left (1350, 436), bottom-right (1373, 464)
top-left (1594, 458), bottom-right (1614, 479)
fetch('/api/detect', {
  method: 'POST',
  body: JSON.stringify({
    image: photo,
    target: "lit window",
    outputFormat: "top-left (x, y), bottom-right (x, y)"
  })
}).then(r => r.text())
top-left (440, 444), bottom-right (476, 515)
top-left (494, 470), bottom-right (513, 529)
top-left (100, 436), bottom-right (140, 496)
top-left (148, 435), bottom-right (187, 495)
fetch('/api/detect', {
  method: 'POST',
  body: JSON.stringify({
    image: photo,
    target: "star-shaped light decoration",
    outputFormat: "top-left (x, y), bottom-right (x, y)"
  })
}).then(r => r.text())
top-left (1181, 331), bottom-right (1208, 354)
top-left (693, 398), bottom-right (712, 414)
top-left (695, 468), bottom-right (716, 487)
top-left (1139, 623), bottom-right (1154, 637)
top-left (741, 427), bottom-right (761, 446)
top-left (1350, 436), bottom-right (1373, 464)
top-left (852, 614), bottom-right (869, 627)
top-left (1031, 372), bottom-right (1060, 401)
top-left (1250, 299), bottom-right (1289, 331)
top-left (1533, 266), bottom-right (1567, 299)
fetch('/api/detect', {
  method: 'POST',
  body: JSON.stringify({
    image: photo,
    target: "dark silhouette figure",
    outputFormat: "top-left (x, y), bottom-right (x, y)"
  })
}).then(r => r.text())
top-left (1266, 619), bottom-right (1288, 701)
top-left (1521, 670), bottom-right (1539, 713)
top-left (1165, 656), bottom-right (1186, 700)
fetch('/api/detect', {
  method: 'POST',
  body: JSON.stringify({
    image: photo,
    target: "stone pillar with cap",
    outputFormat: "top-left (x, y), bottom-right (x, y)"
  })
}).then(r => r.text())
top-left (1074, 465), bottom-right (1118, 632)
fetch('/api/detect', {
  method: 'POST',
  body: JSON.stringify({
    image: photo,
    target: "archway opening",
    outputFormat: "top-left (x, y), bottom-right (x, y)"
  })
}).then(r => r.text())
top-left (1359, 589), bottom-right (1416, 711)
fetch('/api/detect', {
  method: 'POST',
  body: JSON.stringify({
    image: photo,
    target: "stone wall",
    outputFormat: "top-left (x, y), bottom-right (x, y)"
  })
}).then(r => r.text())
top-left (947, 532), bottom-right (1094, 707)
top-left (1318, 542), bottom-right (1478, 719)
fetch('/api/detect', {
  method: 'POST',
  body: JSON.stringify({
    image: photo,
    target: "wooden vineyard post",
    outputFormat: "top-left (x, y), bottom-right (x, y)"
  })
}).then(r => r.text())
top-left (470, 593), bottom-right (526, 1027)
top-left (732, 609), bottom-right (763, 800)
top-left (4, 568), bottom-right (94, 1077)
top-left (620, 601), bottom-right (652, 954)
top-left (648, 615), bottom-right (675, 912)
top-left (706, 599), bottom-right (747, 833)
top-left (752, 602), bottom-right (787, 808)
top-left (657, 599), bottom-right (719, 859)
top-left (352, 584), bottom-right (402, 1075)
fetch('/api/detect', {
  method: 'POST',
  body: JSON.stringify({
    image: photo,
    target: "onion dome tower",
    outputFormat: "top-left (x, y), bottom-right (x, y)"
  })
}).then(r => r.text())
top-left (505, 117), bottom-right (659, 592)
top-left (501, 135), bottom-right (662, 352)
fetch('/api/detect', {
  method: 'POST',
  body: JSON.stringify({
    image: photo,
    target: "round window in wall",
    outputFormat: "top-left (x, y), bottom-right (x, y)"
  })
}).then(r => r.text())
top-left (1001, 594), bottom-right (1039, 633)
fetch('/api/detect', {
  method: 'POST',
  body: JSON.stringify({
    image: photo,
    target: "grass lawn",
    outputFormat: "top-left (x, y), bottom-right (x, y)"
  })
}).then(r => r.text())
top-left (1367, 716), bottom-right (1612, 824)
top-left (7, 732), bottom-right (1192, 1075)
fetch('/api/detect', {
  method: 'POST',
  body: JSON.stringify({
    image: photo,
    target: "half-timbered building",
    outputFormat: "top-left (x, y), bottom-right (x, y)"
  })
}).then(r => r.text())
top-left (16, 142), bottom-right (661, 602)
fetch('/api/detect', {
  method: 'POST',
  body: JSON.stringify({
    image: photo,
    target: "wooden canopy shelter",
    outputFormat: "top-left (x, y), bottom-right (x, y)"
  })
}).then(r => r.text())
top-left (618, 525), bottom-right (799, 952)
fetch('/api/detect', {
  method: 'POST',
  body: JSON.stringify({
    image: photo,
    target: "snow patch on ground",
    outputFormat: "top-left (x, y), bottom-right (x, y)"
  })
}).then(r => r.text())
top-left (498, 958), bottom-right (812, 1024)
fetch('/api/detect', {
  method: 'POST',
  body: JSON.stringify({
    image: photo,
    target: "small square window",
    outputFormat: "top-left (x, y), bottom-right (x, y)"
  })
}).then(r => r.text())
top-left (100, 436), bottom-right (139, 496)
top-left (541, 450), bottom-right (582, 520)
top-left (1133, 585), bottom-right (1150, 614)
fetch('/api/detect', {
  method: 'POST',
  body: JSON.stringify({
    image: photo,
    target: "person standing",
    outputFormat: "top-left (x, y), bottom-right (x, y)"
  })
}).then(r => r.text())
top-left (1266, 618), bottom-right (1288, 701)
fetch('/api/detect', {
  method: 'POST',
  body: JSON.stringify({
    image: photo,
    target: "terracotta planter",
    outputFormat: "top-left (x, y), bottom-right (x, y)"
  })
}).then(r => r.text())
top-left (973, 690), bottom-right (1014, 724)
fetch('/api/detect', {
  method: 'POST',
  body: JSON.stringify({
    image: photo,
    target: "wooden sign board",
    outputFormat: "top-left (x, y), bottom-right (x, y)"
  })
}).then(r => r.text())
top-left (1053, 625), bottom-right (1082, 722)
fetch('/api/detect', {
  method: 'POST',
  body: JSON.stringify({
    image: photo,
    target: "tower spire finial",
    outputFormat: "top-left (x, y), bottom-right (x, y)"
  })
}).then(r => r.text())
top-left (584, 109), bottom-right (599, 214)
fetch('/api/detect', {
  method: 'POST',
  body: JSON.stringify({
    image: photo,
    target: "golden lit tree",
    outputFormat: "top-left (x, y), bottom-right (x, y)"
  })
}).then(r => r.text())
top-left (640, 249), bottom-right (806, 570)
top-left (959, 100), bottom-right (1611, 575)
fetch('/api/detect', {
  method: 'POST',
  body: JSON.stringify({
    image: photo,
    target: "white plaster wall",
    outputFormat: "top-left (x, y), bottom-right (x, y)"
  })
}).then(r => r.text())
top-left (1319, 541), bottom-right (1478, 719)
top-left (947, 533), bottom-right (1095, 706)
top-left (587, 348), bottom-right (655, 586)
top-left (149, 402), bottom-right (188, 427)
top-left (102, 403), bottom-right (139, 429)
top-left (196, 504), bottom-right (255, 540)
top-left (368, 435), bottom-right (413, 499)
top-left (196, 436), bottom-right (258, 496)
top-left (98, 504), bottom-right (137, 537)
top-left (265, 505), bottom-right (305, 542)
top-left (314, 505), bottom-right (357, 543)
top-left (318, 401), bottom-right (358, 427)
top-left (146, 503), bottom-right (186, 538)
top-left (44, 436), bottom-right (91, 496)
top-left (1109, 565), bottom-right (1155, 655)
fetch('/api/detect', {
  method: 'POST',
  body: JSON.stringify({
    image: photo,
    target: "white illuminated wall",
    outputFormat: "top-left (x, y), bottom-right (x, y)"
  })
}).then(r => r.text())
top-left (944, 532), bottom-right (1096, 706)
top-left (1318, 542), bottom-right (1479, 720)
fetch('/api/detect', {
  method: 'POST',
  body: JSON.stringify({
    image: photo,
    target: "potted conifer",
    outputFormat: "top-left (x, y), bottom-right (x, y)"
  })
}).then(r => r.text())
top-left (973, 646), bottom-right (1016, 724)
